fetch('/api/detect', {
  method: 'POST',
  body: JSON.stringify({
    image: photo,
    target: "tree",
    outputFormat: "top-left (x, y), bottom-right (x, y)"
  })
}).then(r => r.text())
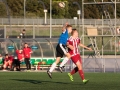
top-left (0, 0), bottom-right (119, 19)
top-left (0, 2), bottom-right (6, 17)
top-left (6, 0), bottom-right (23, 16)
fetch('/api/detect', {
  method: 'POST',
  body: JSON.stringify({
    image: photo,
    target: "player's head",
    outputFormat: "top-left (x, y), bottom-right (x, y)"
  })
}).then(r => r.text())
top-left (24, 43), bottom-right (28, 48)
top-left (5, 54), bottom-right (8, 58)
top-left (71, 29), bottom-right (78, 37)
top-left (66, 25), bottom-right (72, 33)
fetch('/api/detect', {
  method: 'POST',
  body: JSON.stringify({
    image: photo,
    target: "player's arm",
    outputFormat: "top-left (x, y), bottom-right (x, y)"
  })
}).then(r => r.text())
top-left (29, 48), bottom-right (33, 53)
top-left (79, 43), bottom-right (92, 51)
top-left (66, 42), bottom-right (74, 50)
top-left (62, 22), bottom-right (68, 32)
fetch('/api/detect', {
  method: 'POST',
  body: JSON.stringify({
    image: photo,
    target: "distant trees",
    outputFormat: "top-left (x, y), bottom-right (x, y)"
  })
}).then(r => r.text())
top-left (0, 0), bottom-right (119, 19)
top-left (0, 2), bottom-right (6, 17)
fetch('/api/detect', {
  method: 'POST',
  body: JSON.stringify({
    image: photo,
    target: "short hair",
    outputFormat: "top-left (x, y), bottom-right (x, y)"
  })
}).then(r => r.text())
top-left (66, 25), bottom-right (72, 28)
top-left (5, 54), bottom-right (8, 56)
top-left (71, 29), bottom-right (77, 35)
top-left (23, 29), bottom-right (26, 31)
top-left (24, 43), bottom-right (28, 45)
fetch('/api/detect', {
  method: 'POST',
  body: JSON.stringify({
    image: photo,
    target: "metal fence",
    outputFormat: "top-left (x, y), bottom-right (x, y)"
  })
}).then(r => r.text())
top-left (0, 38), bottom-right (120, 72)
top-left (0, 18), bottom-right (120, 26)
top-left (0, 18), bottom-right (120, 72)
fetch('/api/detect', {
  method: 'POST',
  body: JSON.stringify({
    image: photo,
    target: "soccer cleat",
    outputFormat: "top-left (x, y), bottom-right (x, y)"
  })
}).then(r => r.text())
top-left (47, 71), bottom-right (52, 79)
top-left (27, 70), bottom-right (31, 72)
top-left (68, 73), bottom-right (74, 81)
top-left (58, 67), bottom-right (63, 73)
top-left (83, 79), bottom-right (89, 84)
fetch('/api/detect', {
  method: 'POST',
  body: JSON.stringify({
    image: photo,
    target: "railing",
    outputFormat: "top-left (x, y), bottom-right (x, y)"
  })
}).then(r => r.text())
top-left (0, 38), bottom-right (119, 72)
top-left (0, 18), bottom-right (120, 26)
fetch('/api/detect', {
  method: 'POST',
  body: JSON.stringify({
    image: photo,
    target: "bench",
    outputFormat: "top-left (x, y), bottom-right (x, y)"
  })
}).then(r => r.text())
top-left (0, 58), bottom-right (63, 71)
top-left (31, 58), bottom-right (63, 70)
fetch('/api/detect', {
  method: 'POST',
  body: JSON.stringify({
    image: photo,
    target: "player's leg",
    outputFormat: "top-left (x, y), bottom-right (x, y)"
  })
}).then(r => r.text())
top-left (59, 57), bottom-right (69, 73)
top-left (27, 58), bottom-right (31, 70)
top-left (8, 61), bottom-right (13, 70)
top-left (58, 44), bottom-right (71, 72)
top-left (18, 60), bottom-right (21, 71)
top-left (24, 58), bottom-right (29, 70)
top-left (3, 61), bottom-right (8, 71)
top-left (59, 57), bottom-right (69, 68)
top-left (76, 60), bottom-right (84, 80)
top-left (59, 52), bottom-right (71, 67)
top-left (67, 55), bottom-right (78, 81)
top-left (76, 55), bottom-right (89, 84)
top-left (49, 57), bottom-right (61, 72)
top-left (68, 67), bottom-right (78, 81)
top-left (49, 44), bottom-right (65, 73)
top-left (47, 44), bottom-right (64, 78)
top-left (47, 57), bottom-right (61, 79)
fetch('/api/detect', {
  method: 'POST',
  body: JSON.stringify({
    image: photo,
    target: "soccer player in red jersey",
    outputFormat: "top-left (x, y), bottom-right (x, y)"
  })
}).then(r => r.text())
top-left (66, 29), bottom-right (92, 84)
top-left (16, 49), bottom-right (24, 71)
top-left (3, 54), bottom-right (13, 71)
top-left (23, 43), bottom-right (32, 70)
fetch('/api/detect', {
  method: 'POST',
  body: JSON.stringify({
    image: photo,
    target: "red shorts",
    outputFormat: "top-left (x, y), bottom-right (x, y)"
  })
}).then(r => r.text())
top-left (71, 54), bottom-right (82, 64)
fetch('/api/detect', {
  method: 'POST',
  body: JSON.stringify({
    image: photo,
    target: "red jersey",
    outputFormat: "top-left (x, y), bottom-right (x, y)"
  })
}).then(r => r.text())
top-left (23, 47), bottom-right (32, 58)
top-left (4, 56), bottom-right (13, 62)
top-left (67, 36), bottom-right (80, 56)
top-left (16, 50), bottom-right (24, 61)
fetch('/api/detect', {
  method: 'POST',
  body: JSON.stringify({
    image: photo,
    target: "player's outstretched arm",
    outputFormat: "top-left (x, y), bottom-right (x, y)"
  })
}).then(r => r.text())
top-left (79, 43), bottom-right (92, 51)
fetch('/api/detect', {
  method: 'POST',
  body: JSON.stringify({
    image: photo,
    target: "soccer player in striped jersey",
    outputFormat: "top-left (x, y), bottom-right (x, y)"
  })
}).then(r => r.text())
top-left (47, 23), bottom-right (72, 79)
top-left (66, 29), bottom-right (92, 84)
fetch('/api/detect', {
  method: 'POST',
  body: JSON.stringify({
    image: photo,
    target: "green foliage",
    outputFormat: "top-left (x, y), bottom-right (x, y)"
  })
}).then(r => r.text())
top-left (0, 2), bottom-right (6, 17)
top-left (0, 0), bottom-right (120, 19)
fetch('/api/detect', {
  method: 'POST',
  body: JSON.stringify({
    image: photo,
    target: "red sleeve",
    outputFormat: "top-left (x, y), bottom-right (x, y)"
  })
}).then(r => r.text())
top-left (9, 56), bottom-right (13, 61)
top-left (23, 48), bottom-right (25, 55)
top-left (67, 40), bottom-right (72, 45)
top-left (29, 48), bottom-right (32, 53)
top-left (21, 51), bottom-right (24, 58)
top-left (16, 50), bottom-right (19, 54)
top-left (78, 39), bottom-right (80, 44)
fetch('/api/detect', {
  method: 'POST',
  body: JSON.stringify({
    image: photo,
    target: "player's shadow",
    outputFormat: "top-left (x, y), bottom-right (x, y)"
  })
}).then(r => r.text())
top-left (11, 79), bottom-right (70, 85)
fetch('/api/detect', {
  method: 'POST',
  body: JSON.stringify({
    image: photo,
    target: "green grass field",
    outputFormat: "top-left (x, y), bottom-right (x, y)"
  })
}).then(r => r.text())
top-left (0, 72), bottom-right (120, 90)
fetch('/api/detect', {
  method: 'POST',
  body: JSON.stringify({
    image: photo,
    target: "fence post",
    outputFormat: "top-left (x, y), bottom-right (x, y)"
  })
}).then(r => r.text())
top-left (4, 25), bottom-right (6, 38)
top-left (33, 26), bottom-right (35, 39)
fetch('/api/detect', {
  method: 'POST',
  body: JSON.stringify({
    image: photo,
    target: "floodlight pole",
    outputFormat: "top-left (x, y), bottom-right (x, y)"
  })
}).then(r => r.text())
top-left (24, 0), bottom-right (26, 29)
top-left (73, 2), bottom-right (81, 37)
top-left (2, 0), bottom-right (10, 25)
top-left (50, 0), bottom-right (52, 38)
top-left (39, 0), bottom-right (47, 25)
top-left (44, 9), bottom-right (47, 25)
top-left (2, 0), bottom-right (11, 37)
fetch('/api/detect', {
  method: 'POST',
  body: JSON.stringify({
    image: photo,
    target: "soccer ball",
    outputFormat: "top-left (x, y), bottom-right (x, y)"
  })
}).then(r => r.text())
top-left (58, 2), bottom-right (65, 8)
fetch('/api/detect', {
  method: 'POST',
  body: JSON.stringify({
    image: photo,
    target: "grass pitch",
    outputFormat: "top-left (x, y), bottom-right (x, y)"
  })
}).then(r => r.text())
top-left (0, 72), bottom-right (120, 90)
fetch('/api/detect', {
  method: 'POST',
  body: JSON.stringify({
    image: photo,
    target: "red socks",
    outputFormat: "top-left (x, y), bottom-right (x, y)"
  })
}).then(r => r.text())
top-left (79, 70), bottom-right (84, 80)
top-left (70, 67), bottom-right (78, 75)
top-left (70, 67), bottom-right (85, 80)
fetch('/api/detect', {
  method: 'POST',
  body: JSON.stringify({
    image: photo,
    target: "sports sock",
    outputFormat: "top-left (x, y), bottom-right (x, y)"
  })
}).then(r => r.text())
top-left (49, 63), bottom-right (56, 72)
top-left (60, 57), bottom-right (69, 67)
top-left (70, 67), bottom-right (78, 75)
top-left (78, 70), bottom-right (85, 80)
